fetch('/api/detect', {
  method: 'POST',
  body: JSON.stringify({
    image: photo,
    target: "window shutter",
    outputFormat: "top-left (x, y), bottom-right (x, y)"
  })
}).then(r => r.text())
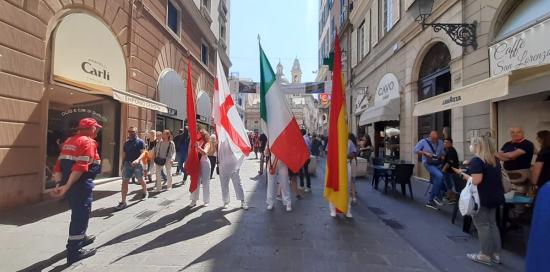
top-left (363, 10), bottom-right (371, 56)
top-left (351, 29), bottom-right (357, 67)
top-left (392, 0), bottom-right (400, 28)
top-left (371, 1), bottom-right (379, 46)
top-left (405, 0), bottom-right (415, 10)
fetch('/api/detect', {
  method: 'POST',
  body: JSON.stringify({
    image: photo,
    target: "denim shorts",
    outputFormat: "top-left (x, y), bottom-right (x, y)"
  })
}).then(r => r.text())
top-left (122, 161), bottom-right (144, 180)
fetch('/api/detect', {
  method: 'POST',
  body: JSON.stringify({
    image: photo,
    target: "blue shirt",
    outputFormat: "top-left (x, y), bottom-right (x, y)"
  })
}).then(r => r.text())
top-left (526, 182), bottom-right (550, 272)
top-left (123, 138), bottom-right (145, 162)
top-left (414, 138), bottom-right (445, 164)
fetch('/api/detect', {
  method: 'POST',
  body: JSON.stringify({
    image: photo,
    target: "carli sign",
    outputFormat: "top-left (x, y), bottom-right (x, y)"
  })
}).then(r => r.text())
top-left (490, 18), bottom-right (550, 76)
top-left (375, 73), bottom-right (399, 105)
top-left (53, 13), bottom-right (127, 93)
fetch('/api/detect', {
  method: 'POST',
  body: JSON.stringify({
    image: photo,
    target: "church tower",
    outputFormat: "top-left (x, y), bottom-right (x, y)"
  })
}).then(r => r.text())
top-left (291, 58), bottom-right (302, 83)
top-left (276, 61), bottom-right (284, 80)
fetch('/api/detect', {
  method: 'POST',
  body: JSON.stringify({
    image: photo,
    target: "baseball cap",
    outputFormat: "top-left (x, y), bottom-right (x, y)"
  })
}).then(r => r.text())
top-left (78, 118), bottom-right (102, 129)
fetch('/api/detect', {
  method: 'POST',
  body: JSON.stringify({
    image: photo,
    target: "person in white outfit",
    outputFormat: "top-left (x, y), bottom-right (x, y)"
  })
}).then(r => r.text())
top-left (190, 129), bottom-right (211, 206)
top-left (153, 130), bottom-right (175, 192)
top-left (328, 134), bottom-right (356, 218)
top-left (266, 148), bottom-right (292, 212)
top-left (218, 140), bottom-right (248, 210)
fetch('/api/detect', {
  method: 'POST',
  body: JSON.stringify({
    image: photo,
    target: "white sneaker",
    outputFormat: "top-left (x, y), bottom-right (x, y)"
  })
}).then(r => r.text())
top-left (203, 202), bottom-right (209, 207)
top-left (143, 191), bottom-right (149, 200)
top-left (241, 201), bottom-right (248, 210)
top-left (345, 211), bottom-right (353, 218)
top-left (152, 189), bottom-right (161, 193)
top-left (330, 210), bottom-right (336, 217)
top-left (189, 200), bottom-right (197, 207)
top-left (286, 204), bottom-right (292, 212)
top-left (267, 204), bottom-right (273, 210)
top-left (222, 203), bottom-right (229, 209)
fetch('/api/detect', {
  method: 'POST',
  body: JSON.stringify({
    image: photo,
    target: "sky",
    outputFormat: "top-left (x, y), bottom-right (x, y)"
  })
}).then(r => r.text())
top-left (229, 0), bottom-right (319, 82)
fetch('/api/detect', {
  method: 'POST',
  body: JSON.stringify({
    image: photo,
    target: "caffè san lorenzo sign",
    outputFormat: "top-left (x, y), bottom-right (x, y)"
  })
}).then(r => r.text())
top-left (490, 18), bottom-right (550, 76)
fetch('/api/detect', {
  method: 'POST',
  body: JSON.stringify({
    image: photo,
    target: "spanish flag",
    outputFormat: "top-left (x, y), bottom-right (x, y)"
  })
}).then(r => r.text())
top-left (324, 32), bottom-right (349, 213)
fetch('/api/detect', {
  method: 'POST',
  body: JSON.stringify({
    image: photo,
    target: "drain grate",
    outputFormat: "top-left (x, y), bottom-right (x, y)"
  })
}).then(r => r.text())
top-left (368, 207), bottom-right (387, 215)
top-left (135, 210), bottom-right (155, 219)
top-left (381, 218), bottom-right (404, 230)
top-left (447, 235), bottom-right (471, 243)
top-left (159, 200), bottom-right (174, 206)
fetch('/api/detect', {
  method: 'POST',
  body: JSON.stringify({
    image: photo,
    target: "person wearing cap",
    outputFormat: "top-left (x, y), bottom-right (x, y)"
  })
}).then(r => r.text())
top-left (51, 118), bottom-right (102, 264)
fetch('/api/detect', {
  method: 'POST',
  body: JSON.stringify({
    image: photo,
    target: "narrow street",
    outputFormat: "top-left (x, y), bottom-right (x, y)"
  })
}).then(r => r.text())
top-left (0, 156), bottom-right (526, 272)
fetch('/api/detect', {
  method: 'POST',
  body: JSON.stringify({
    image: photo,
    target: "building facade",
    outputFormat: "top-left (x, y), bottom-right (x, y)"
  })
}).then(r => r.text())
top-left (0, 0), bottom-right (229, 210)
top-left (344, 0), bottom-right (550, 179)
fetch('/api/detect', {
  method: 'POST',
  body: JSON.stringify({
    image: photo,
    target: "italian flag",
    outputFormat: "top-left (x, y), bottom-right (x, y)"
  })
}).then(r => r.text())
top-left (324, 33), bottom-right (349, 213)
top-left (259, 44), bottom-right (310, 173)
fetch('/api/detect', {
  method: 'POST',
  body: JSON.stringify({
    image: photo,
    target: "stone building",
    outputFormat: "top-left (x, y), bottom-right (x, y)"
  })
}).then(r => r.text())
top-left (0, 0), bottom-right (230, 210)
top-left (344, 0), bottom-right (550, 179)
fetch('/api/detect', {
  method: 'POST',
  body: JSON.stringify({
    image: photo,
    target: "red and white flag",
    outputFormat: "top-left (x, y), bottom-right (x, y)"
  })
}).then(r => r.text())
top-left (213, 54), bottom-right (252, 174)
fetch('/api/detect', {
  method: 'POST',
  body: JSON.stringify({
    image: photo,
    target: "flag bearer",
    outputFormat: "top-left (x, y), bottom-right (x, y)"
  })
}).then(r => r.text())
top-left (51, 118), bottom-right (102, 264)
top-left (266, 148), bottom-right (292, 212)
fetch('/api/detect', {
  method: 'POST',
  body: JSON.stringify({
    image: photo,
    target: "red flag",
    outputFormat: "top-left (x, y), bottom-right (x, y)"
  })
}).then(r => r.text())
top-left (184, 59), bottom-right (200, 193)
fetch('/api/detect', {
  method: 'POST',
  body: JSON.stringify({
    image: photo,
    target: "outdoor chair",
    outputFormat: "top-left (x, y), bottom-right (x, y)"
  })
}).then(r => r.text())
top-left (385, 164), bottom-right (415, 199)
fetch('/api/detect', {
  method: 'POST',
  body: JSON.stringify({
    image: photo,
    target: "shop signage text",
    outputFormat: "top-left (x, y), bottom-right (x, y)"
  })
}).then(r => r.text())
top-left (442, 95), bottom-right (462, 106)
top-left (60, 108), bottom-right (108, 123)
top-left (81, 59), bottom-right (110, 81)
top-left (374, 73), bottom-right (399, 105)
top-left (490, 18), bottom-right (550, 76)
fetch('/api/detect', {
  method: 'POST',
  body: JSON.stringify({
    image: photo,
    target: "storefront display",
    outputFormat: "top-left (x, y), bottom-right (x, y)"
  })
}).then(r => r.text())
top-left (359, 73), bottom-right (401, 161)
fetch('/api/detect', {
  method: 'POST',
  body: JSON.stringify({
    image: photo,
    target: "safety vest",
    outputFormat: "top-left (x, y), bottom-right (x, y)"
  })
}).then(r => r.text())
top-left (53, 134), bottom-right (101, 185)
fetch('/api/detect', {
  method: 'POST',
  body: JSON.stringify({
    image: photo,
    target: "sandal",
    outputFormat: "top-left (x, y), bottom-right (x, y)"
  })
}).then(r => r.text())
top-left (467, 253), bottom-right (492, 266)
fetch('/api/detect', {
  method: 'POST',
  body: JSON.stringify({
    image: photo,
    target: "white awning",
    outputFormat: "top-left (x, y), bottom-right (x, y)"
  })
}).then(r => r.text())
top-left (413, 63), bottom-right (550, 117)
top-left (359, 97), bottom-right (400, 126)
top-left (112, 89), bottom-right (169, 113)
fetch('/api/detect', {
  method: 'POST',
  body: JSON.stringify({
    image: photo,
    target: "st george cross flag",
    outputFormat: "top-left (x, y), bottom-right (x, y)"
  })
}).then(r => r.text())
top-left (184, 59), bottom-right (200, 193)
top-left (324, 32), bottom-right (349, 213)
top-left (213, 54), bottom-right (252, 174)
top-left (259, 43), bottom-right (309, 173)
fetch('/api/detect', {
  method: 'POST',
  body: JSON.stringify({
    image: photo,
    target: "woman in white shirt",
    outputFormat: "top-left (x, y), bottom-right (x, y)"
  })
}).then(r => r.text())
top-left (153, 130), bottom-right (175, 192)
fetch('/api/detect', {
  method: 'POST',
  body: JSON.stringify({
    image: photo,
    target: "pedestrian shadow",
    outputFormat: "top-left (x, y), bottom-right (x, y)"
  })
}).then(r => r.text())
top-left (110, 207), bottom-right (240, 264)
top-left (100, 205), bottom-right (204, 250)
top-left (0, 190), bottom-right (118, 226)
top-left (16, 250), bottom-right (69, 272)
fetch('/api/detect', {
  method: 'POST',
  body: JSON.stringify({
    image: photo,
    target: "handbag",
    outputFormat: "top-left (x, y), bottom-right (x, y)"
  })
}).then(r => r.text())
top-left (501, 166), bottom-right (512, 193)
top-left (459, 177), bottom-right (480, 216)
top-left (154, 143), bottom-right (170, 166)
top-left (424, 139), bottom-right (443, 165)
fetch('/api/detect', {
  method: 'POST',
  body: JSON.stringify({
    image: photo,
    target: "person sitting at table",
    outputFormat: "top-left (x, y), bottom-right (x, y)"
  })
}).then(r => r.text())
top-left (414, 130), bottom-right (445, 209)
top-left (496, 127), bottom-right (535, 218)
top-left (453, 135), bottom-right (504, 266)
top-left (441, 138), bottom-right (459, 205)
top-left (532, 130), bottom-right (550, 190)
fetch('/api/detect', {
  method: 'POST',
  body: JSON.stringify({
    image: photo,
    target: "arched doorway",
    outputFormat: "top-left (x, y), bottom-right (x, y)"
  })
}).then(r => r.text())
top-left (417, 42), bottom-right (452, 141)
top-left (157, 69), bottom-right (186, 133)
top-left (45, 13), bottom-right (126, 189)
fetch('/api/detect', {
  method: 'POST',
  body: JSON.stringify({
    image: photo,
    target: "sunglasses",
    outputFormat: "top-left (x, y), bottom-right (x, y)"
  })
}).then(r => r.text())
top-left (128, 131), bottom-right (136, 134)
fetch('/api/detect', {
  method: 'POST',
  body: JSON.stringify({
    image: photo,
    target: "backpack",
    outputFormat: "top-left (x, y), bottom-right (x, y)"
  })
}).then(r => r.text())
top-left (459, 177), bottom-right (480, 216)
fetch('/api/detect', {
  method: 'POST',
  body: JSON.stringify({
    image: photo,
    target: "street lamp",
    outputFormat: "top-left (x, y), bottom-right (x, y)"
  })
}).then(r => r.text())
top-left (411, 0), bottom-right (477, 49)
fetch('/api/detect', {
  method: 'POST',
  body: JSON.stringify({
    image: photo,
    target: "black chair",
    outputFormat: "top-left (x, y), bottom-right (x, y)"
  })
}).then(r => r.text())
top-left (370, 157), bottom-right (385, 188)
top-left (385, 164), bottom-right (415, 199)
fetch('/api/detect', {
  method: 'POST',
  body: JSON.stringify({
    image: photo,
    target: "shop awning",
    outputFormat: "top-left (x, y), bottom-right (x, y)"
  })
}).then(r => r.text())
top-left (413, 63), bottom-right (550, 116)
top-left (359, 97), bottom-right (400, 126)
top-left (112, 89), bottom-right (169, 113)
top-left (413, 74), bottom-right (509, 117)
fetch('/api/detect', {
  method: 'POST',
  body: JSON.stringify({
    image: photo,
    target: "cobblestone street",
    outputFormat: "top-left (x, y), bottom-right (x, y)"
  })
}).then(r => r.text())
top-left (1, 156), bottom-right (438, 272)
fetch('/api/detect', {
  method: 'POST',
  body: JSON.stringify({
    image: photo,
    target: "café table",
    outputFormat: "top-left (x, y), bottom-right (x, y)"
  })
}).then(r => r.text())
top-left (497, 194), bottom-right (533, 238)
top-left (371, 164), bottom-right (395, 193)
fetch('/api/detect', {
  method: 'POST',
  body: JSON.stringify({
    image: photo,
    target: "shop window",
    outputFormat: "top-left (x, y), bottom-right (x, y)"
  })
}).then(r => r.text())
top-left (201, 43), bottom-right (209, 66)
top-left (46, 87), bottom-right (120, 190)
top-left (167, 0), bottom-right (181, 35)
top-left (357, 21), bottom-right (365, 61)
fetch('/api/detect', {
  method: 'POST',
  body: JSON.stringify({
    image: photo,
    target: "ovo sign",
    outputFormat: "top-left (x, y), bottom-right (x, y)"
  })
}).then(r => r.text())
top-left (375, 73), bottom-right (399, 104)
